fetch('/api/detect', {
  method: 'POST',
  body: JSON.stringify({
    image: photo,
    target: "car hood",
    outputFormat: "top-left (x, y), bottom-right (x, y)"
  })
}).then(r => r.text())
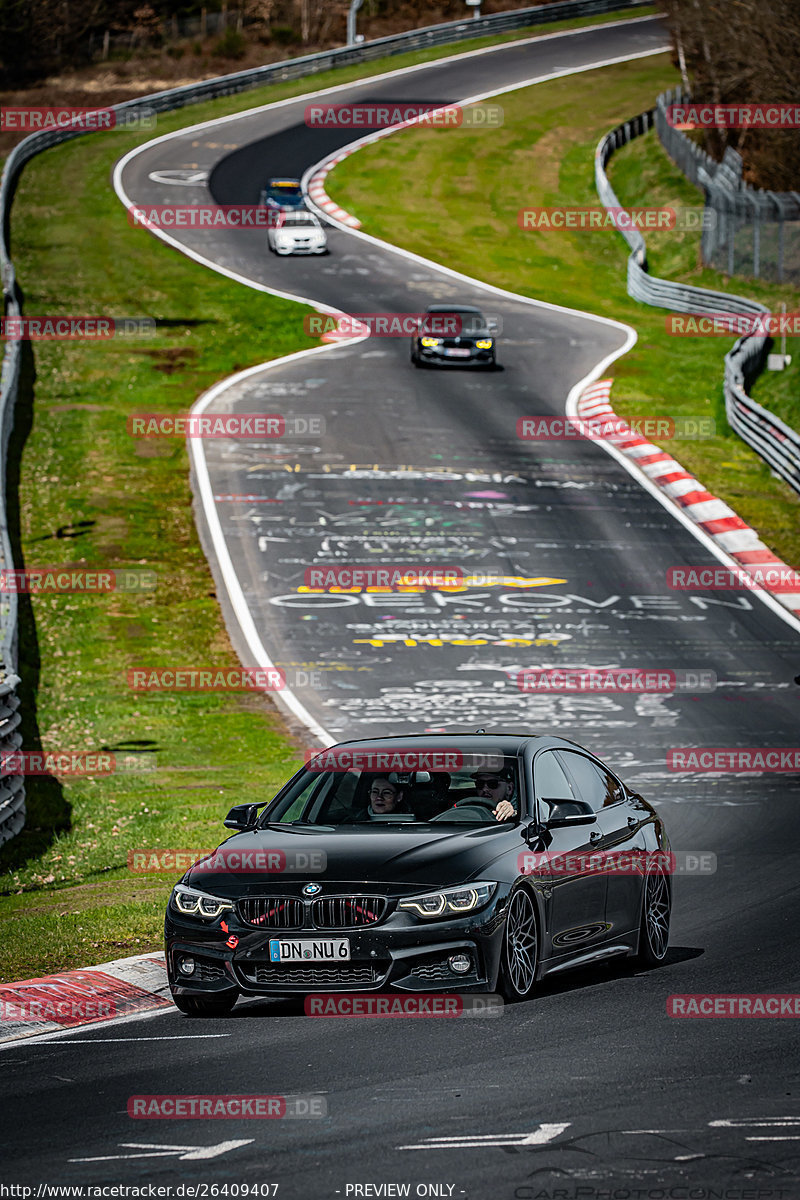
top-left (278, 226), bottom-right (322, 238)
top-left (183, 823), bottom-right (519, 897)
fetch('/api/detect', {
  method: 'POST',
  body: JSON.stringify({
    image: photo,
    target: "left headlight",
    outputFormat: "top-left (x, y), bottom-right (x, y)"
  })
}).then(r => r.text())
top-left (475, 339), bottom-right (493, 349)
top-left (420, 336), bottom-right (442, 348)
top-left (398, 881), bottom-right (497, 920)
top-left (171, 884), bottom-right (234, 921)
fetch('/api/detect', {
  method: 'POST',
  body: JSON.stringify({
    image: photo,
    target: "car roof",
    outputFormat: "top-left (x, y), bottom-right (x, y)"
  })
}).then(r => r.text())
top-left (314, 732), bottom-right (587, 756)
top-left (424, 304), bottom-right (483, 313)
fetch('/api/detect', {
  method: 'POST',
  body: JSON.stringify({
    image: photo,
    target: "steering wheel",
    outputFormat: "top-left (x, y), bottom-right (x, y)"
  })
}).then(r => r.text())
top-left (452, 797), bottom-right (498, 812)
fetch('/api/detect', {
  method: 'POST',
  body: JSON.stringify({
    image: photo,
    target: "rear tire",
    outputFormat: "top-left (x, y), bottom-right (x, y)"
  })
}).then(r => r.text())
top-left (634, 866), bottom-right (671, 968)
top-left (498, 887), bottom-right (538, 1002)
top-left (171, 991), bottom-right (239, 1017)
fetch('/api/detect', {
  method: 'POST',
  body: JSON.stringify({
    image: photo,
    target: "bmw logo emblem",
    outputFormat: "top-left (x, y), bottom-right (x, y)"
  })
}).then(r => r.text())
top-left (302, 883), bottom-right (321, 896)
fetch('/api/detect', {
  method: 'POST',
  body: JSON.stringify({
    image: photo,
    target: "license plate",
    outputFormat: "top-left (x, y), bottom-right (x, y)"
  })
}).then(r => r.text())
top-left (268, 937), bottom-right (350, 963)
top-left (444, 347), bottom-right (471, 357)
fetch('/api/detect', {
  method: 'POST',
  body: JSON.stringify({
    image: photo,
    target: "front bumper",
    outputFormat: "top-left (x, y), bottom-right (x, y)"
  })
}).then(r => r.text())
top-left (417, 345), bottom-right (495, 366)
top-left (273, 239), bottom-right (327, 255)
top-left (165, 891), bottom-right (509, 997)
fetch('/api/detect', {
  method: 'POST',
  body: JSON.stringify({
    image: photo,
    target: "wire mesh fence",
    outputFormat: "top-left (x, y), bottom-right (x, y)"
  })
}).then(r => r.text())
top-left (655, 87), bottom-right (800, 285)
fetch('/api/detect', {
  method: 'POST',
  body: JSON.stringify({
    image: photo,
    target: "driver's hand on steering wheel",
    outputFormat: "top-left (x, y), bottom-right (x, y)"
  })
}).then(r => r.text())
top-left (493, 800), bottom-right (516, 822)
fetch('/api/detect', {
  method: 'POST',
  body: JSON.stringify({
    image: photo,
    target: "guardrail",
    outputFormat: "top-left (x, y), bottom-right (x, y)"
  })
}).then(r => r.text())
top-left (0, 0), bottom-right (655, 844)
top-left (595, 110), bottom-right (800, 496)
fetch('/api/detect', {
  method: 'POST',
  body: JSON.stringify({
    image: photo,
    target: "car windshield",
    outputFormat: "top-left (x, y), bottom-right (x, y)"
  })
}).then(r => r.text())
top-left (261, 755), bottom-right (521, 827)
top-left (268, 183), bottom-right (301, 197)
top-left (422, 307), bottom-right (486, 335)
top-left (281, 213), bottom-right (316, 226)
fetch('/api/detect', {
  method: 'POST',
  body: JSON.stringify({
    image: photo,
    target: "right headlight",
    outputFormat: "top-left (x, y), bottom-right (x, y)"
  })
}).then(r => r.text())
top-left (171, 884), bottom-right (233, 921)
top-left (398, 881), bottom-right (496, 920)
top-left (420, 336), bottom-right (443, 348)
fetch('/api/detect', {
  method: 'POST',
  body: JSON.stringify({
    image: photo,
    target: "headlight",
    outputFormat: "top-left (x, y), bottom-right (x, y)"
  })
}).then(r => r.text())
top-left (398, 882), bottom-right (496, 920)
top-left (420, 336), bottom-right (442, 348)
top-left (475, 339), bottom-right (493, 349)
top-left (171, 884), bottom-right (233, 921)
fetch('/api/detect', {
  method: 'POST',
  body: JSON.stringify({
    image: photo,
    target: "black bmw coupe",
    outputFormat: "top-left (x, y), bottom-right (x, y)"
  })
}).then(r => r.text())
top-left (409, 304), bottom-right (498, 368)
top-left (165, 733), bottom-right (671, 1015)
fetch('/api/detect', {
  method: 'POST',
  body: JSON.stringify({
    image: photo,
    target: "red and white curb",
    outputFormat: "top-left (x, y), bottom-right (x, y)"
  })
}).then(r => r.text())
top-left (577, 380), bottom-right (800, 616)
top-left (306, 149), bottom-right (362, 228)
top-left (0, 951), bottom-right (170, 1043)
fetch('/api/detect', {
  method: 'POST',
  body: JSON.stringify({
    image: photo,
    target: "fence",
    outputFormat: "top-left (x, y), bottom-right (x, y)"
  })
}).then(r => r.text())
top-left (0, 0), bottom-right (654, 844)
top-left (595, 110), bottom-right (800, 496)
top-left (654, 86), bottom-right (800, 285)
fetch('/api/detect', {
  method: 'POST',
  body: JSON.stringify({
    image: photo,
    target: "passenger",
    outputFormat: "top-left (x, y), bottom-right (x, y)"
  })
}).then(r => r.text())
top-left (472, 767), bottom-right (518, 822)
top-left (349, 775), bottom-right (409, 821)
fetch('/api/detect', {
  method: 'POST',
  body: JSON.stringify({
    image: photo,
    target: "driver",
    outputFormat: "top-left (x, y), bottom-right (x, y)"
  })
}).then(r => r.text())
top-left (472, 767), bottom-right (518, 822)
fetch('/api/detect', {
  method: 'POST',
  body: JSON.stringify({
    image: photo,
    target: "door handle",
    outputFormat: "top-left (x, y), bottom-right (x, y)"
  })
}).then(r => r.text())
top-left (589, 830), bottom-right (602, 843)
top-left (627, 816), bottom-right (638, 828)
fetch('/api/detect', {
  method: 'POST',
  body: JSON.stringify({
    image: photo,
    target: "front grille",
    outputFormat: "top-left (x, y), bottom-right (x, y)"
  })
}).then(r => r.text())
top-left (312, 896), bottom-right (387, 928)
top-left (238, 897), bottom-right (304, 928)
top-left (241, 963), bottom-right (384, 987)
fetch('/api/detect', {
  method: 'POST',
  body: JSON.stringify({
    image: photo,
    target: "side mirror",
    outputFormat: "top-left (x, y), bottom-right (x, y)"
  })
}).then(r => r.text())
top-left (223, 803), bottom-right (260, 830)
top-left (485, 317), bottom-right (499, 333)
top-left (520, 820), bottom-right (546, 843)
top-left (542, 798), bottom-right (596, 828)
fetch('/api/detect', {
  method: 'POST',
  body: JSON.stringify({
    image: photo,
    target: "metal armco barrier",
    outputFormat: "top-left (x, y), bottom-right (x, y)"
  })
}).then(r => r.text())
top-left (0, 0), bottom-right (652, 843)
top-left (0, 680), bottom-right (24, 845)
top-left (595, 111), bottom-right (800, 497)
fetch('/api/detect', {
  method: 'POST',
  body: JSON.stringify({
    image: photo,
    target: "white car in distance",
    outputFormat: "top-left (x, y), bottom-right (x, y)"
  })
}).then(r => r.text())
top-left (268, 210), bottom-right (328, 256)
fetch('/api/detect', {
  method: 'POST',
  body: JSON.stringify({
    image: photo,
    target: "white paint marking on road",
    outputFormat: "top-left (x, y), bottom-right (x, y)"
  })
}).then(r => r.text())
top-left (710, 1117), bottom-right (800, 1127)
top-left (0, 1004), bottom-right (177, 1051)
top-left (148, 169), bottom-right (209, 186)
top-left (399, 1122), bottom-right (570, 1149)
top-left (47, 1035), bottom-right (231, 1042)
top-left (71, 1152), bottom-right (186, 1162)
top-left (70, 1140), bottom-right (253, 1163)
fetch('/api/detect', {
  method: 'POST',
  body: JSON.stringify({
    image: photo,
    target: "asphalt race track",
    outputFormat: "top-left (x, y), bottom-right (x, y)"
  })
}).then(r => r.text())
top-left (5, 15), bottom-right (800, 1200)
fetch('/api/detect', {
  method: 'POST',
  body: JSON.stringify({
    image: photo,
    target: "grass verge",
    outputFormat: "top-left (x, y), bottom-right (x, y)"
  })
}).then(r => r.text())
top-left (328, 56), bottom-right (800, 567)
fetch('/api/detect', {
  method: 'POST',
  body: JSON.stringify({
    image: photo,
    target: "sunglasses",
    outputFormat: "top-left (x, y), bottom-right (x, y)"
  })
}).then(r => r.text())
top-left (475, 777), bottom-right (505, 789)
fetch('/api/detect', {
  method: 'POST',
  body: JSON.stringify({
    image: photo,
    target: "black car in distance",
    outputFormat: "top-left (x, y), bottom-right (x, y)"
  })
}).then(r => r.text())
top-left (165, 733), bottom-right (672, 1016)
top-left (410, 304), bottom-right (498, 368)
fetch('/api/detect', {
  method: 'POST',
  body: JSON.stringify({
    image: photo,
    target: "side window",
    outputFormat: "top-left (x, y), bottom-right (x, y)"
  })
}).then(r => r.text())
top-left (274, 776), bottom-right (322, 823)
top-left (534, 751), bottom-right (575, 802)
top-left (558, 752), bottom-right (620, 813)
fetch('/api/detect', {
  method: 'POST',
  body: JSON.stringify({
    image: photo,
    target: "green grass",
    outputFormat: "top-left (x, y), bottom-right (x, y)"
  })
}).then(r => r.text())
top-left (328, 56), bottom-right (800, 567)
top-left (749, 338), bottom-right (800, 435)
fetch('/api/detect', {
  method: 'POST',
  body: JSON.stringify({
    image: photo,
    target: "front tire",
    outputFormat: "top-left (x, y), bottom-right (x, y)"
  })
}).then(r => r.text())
top-left (171, 990), bottom-right (239, 1017)
top-left (634, 866), bottom-right (671, 967)
top-left (498, 887), bottom-right (539, 1001)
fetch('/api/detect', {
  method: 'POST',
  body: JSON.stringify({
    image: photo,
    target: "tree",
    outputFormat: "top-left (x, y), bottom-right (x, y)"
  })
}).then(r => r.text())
top-left (661, 0), bottom-right (800, 190)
